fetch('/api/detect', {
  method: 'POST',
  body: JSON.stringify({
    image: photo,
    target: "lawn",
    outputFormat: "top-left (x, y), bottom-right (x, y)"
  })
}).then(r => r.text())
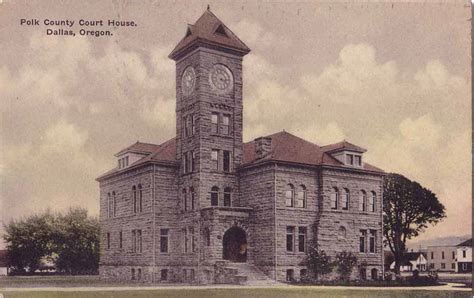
top-left (0, 288), bottom-right (471, 298)
top-left (0, 276), bottom-right (471, 298)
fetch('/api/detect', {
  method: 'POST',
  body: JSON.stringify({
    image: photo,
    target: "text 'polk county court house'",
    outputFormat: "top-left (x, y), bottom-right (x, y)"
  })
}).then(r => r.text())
top-left (97, 9), bottom-right (385, 284)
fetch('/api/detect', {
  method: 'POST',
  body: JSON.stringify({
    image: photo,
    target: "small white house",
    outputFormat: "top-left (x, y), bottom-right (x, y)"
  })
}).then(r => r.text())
top-left (390, 252), bottom-right (427, 272)
top-left (456, 239), bottom-right (472, 273)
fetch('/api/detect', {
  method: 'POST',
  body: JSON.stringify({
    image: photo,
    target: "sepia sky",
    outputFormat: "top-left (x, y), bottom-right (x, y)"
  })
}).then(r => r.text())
top-left (0, 0), bottom-right (471, 248)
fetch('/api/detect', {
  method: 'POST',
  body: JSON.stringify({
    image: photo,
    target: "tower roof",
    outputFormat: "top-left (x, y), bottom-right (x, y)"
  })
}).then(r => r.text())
top-left (169, 9), bottom-right (250, 60)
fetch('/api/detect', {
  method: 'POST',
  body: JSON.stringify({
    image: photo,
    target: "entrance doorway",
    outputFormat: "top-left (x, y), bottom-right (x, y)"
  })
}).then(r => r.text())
top-left (222, 227), bottom-right (247, 262)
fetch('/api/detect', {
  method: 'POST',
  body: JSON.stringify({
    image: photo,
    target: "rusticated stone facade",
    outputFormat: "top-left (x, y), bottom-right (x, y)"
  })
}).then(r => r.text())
top-left (97, 9), bottom-right (385, 284)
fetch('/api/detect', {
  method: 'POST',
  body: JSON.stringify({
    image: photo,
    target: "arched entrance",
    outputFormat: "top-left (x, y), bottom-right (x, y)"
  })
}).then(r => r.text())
top-left (222, 227), bottom-right (247, 262)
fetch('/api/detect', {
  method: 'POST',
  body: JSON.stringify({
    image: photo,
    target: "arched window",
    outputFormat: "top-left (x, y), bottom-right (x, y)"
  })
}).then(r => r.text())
top-left (112, 191), bottom-right (116, 217)
top-left (359, 190), bottom-right (367, 212)
top-left (285, 184), bottom-right (294, 207)
top-left (183, 188), bottom-right (187, 211)
top-left (369, 191), bottom-right (376, 212)
top-left (190, 187), bottom-right (195, 210)
top-left (331, 188), bottom-right (339, 209)
top-left (138, 184), bottom-right (143, 213)
top-left (338, 226), bottom-right (346, 238)
top-left (296, 185), bottom-right (307, 208)
top-left (224, 187), bottom-right (232, 207)
top-left (342, 188), bottom-right (350, 210)
top-left (211, 186), bottom-right (219, 206)
top-left (107, 192), bottom-right (111, 218)
top-left (132, 186), bottom-right (137, 213)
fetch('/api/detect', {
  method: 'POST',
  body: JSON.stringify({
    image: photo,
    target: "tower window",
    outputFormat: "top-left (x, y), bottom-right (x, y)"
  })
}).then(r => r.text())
top-left (369, 191), bottom-right (376, 212)
top-left (211, 186), bottom-right (219, 206)
top-left (211, 149), bottom-right (219, 170)
top-left (132, 186), bottom-right (137, 213)
top-left (183, 188), bottom-right (187, 211)
top-left (191, 115), bottom-right (196, 135)
top-left (223, 150), bottom-right (231, 172)
top-left (106, 232), bottom-right (110, 249)
top-left (119, 231), bottom-right (123, 249)
top-left (221, 114), bottom-right (230, 135)
top-left (190, 187), bottom-right (195, 210)
top-left (211, 113), bottom-right (219, 134)
top-left (224, 187), bottom-right (232, 207)
top-left (160, 229), bottom-right (169, 253)
top-left (137, 184), bottom-right (143, 213)
top-left (360, 230), bottom-right (367, 253)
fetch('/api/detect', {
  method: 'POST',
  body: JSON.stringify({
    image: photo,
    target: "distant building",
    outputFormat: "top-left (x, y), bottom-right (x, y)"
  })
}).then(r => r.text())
top-left (455, 239), bottom-right (472, 273)
top-left (390, 252), bottom-right (427, 272)
top-left (426, 246), bottom-right (457, 272)
top-left (0, 250), bottom-right (9, 276)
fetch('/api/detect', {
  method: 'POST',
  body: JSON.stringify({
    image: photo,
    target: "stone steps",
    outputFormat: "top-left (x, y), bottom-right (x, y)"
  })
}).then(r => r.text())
top-left (224, 262), bottom-right (279, 286)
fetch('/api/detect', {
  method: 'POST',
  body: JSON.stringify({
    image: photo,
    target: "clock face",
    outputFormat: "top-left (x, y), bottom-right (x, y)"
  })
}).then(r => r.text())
top-left (181, 66), bottom-right (196, 96)
top-left (209, 64), bottom-right (233, 94)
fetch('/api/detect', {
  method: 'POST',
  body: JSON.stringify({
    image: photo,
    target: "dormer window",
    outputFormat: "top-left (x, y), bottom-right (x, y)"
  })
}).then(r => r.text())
top-left (118, 156), bottom-right (129, 169)
top-left (345, 153), bottom-right (362, 167)
top-left (214, 24), bottom-right (228, 37)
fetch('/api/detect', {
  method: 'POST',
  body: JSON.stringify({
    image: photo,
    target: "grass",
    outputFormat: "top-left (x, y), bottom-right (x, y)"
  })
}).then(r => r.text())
top-left (0, 288), bottom-right (471, 298)
top-left (0, 276), bottom-right (471, 298)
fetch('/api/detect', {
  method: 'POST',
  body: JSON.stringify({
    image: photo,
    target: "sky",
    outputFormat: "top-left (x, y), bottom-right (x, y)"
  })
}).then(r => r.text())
top-left (0, 0), bottom-right (471, 248)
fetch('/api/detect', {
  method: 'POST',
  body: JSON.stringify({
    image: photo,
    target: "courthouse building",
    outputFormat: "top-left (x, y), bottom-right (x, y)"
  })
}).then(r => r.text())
top-left (97, 9), bottom-right (385, 284)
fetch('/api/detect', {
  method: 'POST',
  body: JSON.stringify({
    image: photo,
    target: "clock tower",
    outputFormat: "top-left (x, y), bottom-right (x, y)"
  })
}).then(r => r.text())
top-left (169, 7), bottom-right (250, 235)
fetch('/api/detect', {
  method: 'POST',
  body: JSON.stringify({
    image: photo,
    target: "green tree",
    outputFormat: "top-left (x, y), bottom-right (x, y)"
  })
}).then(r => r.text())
top-left (302, 242), bottom-right (334, 281)
top-left (335, 251), bottom-right (357, 281)
top-left (3, 211), bottom-right (56, 273)
top-left (54, 208), bottom-right (100, 274)
top-left (3, 208), bottom-right (100, 275)
top-left (383, 173), bottom-right (446, 275)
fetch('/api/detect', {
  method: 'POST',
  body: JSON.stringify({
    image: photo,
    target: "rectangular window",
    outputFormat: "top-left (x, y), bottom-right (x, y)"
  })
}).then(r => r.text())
top-left (137, 230), bottom-right (142, 253)
top-left (119, 231), bottom-right (123, 249)
top-left (106, 232), bottom-right (110, 249)
top-left (342, 191), bottom-right (349, 210)
top-left (286, 226), bottom-right (295, 252)
top-left (131, 268), bottom-right (135, 280)
top-left (190, 227), bottom-right (196, 252)
top-left (431, 252), bottom-right (434, 259)
top-left (183, 116), bottom-right (188, 137)
top-left (190, 269), bottom-right (195, 281)
top-left (441, 263), bottom-right (445, 269)
top-left (211, 149), bottom-right (219, 170)
top-left (186, 152), bottom-right (192, 173)
top-left (452, 251), bottom-right (456, 259)
top-left (183, 190), bottom-right (187, 211)
top-left (442, 251), bottom-right (445, 259)
top-left (369, 193), bottom-right (375, 212)
top-left (452, 263), bottom-right (456, 269)
top-left (355, 155), bottom-right (361, 166)
top-left (160, 229), bottom-right (169, 253)
top-left (125, 156), bottom-right (129, 167)
top-left (369, 230), bottom-right (376, 253)
top-left (191, 151), bottom-right (195, 172)
top-left (463, 250), bottom-right (466, 258)
top-left (186, 115), bottom-right (192, 137)
top-left (298, 227), bottom-right (307, 253)
top-left (160, 269), bottom-right (168, 281)
top-left (132, 230), bottom-right (136, 252)
top-left (191, 189), bottom-right (195, 210)
top-left (223, 150), bottom-right (231, 172)
top-left (222, 114), bottom-right (230, 135)
top-left (346, 154), bottom-right (354, 165)
top-left (183, 228), bottom-right (188, 253)
top-left (211, 113), bottom-right (219, 134)
top-left (223, 190), bottom-right (231, 207)
top-left (137, 268), bottom-right (142, 280)
top-left (118, 159), bottom-right (122, 169)
top-left (183, 153), bottom-right (188, 174)
top-left (359, 230), bottom-right (366, 253)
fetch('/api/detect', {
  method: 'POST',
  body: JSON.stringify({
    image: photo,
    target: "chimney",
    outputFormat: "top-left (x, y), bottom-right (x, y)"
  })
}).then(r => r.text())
top-left (255, 137), bottom-right (272, 159)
